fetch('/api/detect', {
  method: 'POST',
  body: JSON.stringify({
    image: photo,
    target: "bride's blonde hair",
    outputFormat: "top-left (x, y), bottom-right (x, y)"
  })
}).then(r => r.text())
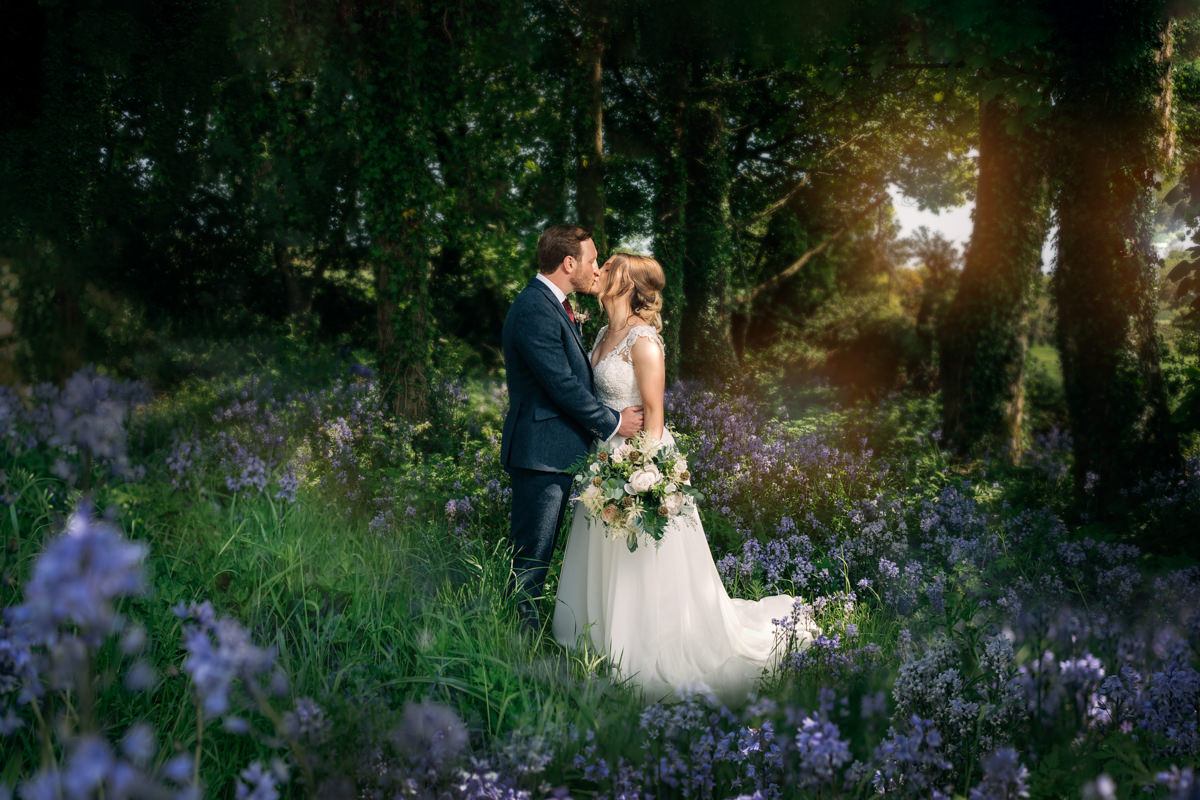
top-left (599, 253), bottom-right (665, 331)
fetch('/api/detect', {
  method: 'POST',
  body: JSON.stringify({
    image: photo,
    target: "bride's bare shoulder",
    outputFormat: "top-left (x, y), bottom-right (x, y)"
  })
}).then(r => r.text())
top-left (629, 328), bottom-right (665, 362)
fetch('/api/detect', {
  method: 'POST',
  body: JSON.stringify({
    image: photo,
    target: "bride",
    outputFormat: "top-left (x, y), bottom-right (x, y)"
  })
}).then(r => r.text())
top-left (552, 253), bottom-right (818, 704)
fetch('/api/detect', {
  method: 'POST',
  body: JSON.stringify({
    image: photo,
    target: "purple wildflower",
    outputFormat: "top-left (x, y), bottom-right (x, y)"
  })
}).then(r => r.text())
top-left (390, 699), bottom-right (469, 772)
top-left (793, 714), bottom-right (851, 789)
top-left (8, 504), bottom-right (148, 647)
top-left (968, 747), bottom-right (1030, 800)
top-left (176, 601), bottom-right (282, 720)
top-left (235, 760), bottom-right (288, 800)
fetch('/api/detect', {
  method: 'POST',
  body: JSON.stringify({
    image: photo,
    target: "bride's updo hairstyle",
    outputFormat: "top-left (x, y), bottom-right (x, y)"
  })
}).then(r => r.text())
top-left (600, 253), bottom-right (666, 331)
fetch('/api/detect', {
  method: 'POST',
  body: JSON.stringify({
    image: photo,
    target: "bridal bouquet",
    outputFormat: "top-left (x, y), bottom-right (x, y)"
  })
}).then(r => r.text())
top-left (571, 430), bottom-right (701, 552)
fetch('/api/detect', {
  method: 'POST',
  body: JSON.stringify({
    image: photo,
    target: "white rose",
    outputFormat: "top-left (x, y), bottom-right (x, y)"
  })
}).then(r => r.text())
top-left (624, 464), bottom-right (663, 495)
top-left (661, 491), bottom-right (684, 515)
top-left (589, 462), bottom-right (601, 474)
top-left (664, 482), bottom-right (678, 494)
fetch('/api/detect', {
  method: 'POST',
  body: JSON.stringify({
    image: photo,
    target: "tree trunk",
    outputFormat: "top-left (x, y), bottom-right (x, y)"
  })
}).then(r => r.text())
top-left (356, 4), bottom-right (436, 422)
top-left (52, 279), bottom-right (85, 382)
top-left (939, 96), bottom-right (1049, 458)
top-left (574, 1), bottom-right (606, 252)
top-left (1051, 0), bottom-right (1177, 511)
top-left (273, 241), bottom-right (312, 318)
top-left (375, 239), bottom-right (431, 420)
top-left (653, 61), bottom-right (687, 384)
top-left (679, 61), bottom-right (736, 381)
top-left (1156, 18), bottom-right (1176, 166)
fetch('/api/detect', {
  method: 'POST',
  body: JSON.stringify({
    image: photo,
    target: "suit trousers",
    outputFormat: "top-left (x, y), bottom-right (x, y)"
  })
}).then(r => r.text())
top-left (507, 466), bottom-right (575, 621)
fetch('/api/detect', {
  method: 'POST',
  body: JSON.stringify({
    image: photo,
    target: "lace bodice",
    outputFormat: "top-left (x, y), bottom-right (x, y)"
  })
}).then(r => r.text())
top-left (592, 324), bottom-right (665, 410)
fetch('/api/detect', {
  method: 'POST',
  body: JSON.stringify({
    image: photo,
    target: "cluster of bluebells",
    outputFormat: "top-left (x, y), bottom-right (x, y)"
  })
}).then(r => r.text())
top-left (911, 485), bottom-right (1001, 571)
top-left (207, 380), bottom-right (299, 502)
top-left (830, 493), bottom-right (910, 574)
top-left (565, 691), bottom-right (978, 800)
top-left (570, 697), bottom-right (785, 799)
top-left (175, 600), bottom-right (289, 725)
top-left (1000, 563), bottom-right (1200, 760)
top-left (234, 759), bottom-right (290, 800)
top-left (778, 625), bottom-right (885, 685)
top-left (1019, 426), bottom-right (1073, 486)
top-left (0, 366), bottom-right (151, 489)
top-left (349, 698), bottom-right (545, 799)
top-left (889, 633), bottom-right (1026, 774)
top-left (715, 516), bottom-right (835, 596)
top-left (1052, 536), bottom-right (1143, 604)
top-left (665, 381), bottom-right (885, 538)
top-left (1, 503), bottom-right (335, 796)
top-left (1, 504), bottom-right (199, 798)
top-left (294, 375), bottom-right (413, 506)
top-left (422, 431), bottom-right (511, 539)
top-left (869, 715), bottom-right (954, 798)
top-left (967, 747), bottom-right (1031, 800)
top-left (1128, 453), bottom-right (1200, 517)
top-left (167, 370), bottom-right (417, 509)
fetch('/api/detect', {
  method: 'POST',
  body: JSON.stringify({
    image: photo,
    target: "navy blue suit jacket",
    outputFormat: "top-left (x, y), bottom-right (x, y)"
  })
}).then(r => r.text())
top-left (501, 279), bottom-right (619, 473)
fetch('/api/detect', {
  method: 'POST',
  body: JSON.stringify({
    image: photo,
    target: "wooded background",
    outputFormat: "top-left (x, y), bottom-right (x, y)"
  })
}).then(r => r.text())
top-left (5, 0), bottom-right (1200, 515)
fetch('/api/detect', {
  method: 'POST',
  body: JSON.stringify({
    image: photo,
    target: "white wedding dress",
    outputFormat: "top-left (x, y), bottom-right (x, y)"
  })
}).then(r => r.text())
top-left (553, 325), bottom-right (818, 704)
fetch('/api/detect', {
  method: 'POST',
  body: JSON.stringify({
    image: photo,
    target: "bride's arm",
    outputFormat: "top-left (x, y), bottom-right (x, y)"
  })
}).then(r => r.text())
top-left (630, 336), bottom-right (665, 441)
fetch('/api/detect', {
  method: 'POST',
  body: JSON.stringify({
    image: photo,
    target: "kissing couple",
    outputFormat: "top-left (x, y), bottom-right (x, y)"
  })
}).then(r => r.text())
top-left (500, 225), bottom-right (817, 704)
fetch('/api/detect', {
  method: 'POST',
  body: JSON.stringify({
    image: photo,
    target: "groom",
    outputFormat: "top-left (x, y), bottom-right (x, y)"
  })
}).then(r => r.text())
top-left (501, 225), bottom-right (643, 629)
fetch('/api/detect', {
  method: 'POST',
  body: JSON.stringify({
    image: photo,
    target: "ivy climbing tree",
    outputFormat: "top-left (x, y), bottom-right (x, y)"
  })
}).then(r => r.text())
top-left (939, 95), bottom-right (1051, 457)
top-left (1050, 0), bottom-right (1179, 509)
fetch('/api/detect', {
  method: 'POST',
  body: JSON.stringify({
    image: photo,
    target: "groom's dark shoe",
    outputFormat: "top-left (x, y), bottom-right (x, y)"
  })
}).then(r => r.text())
top-left (517, 597), bottom-right (542, 635)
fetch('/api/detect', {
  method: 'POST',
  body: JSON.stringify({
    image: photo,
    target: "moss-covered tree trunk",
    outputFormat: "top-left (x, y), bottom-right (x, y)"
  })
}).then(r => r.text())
top-left (573, 0), bottom-right (607, 254)
top-left (939, 96), bottom-right (1049, 457)
top-left (1051, 0), bottom-right (1177, 509)
top-left (356, 8), bottom-right (437, 422)
top-left (374, 238), bottom-right (431, 419)
top-left (679, 62), bottom-right (736, 381)
top-left (653, 61), bottom-right (688, 384)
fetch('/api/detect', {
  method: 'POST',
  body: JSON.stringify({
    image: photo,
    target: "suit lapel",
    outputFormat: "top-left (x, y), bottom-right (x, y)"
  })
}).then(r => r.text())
top-left (531, 279), bottom-right (589, 362)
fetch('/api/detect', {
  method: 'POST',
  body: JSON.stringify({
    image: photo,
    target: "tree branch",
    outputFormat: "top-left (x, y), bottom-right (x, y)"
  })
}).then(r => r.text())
top-left (735, 131), bottom-right (872, 229)
top-left (629, 68), bottom-right (659, 104)
top-left (733, 191), bottom-right (889, 307)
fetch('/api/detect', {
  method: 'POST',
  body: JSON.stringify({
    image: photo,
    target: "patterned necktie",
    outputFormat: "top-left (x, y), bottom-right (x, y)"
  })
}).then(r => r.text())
top-left (562, 298), bottom-right (576, 324)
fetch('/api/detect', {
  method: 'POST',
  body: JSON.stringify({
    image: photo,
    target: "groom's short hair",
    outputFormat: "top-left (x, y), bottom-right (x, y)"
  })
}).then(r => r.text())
top-left (537, 225), bottom-right (592, 274)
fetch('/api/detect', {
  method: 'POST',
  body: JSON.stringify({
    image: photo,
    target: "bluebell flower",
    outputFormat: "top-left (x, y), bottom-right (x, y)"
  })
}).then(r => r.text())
top-left (282, 697), bottom-right (331, 744)
top-left (871, 715), bottom-right (952, 796)
top-left (8, 503), bottom-right (147, 647)
top-left (176, 601), bottom-right (281, 720)
top-left (120, 722), bottom-right (158, 766)
top-left (968, 747), bottom-right (1030, 800)
top-left (793, 714), bottom-right (851, 789)
top-left (1138, 649), bottom-right (1200, 757)
top-left (1155, 766), bottom-right (1195, 800)
top-left (390, 699), bottom-right (469, 772)
top-left (235, 760), bottom-right (287, 800)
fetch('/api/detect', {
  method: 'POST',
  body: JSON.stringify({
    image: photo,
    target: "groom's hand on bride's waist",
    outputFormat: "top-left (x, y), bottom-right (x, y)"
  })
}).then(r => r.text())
top-left (617, 406), bottom-right (644, 438)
